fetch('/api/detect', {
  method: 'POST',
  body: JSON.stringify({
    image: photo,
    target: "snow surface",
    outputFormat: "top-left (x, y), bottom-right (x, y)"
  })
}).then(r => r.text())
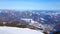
top-left (0, 26), bottom-right (44, 34)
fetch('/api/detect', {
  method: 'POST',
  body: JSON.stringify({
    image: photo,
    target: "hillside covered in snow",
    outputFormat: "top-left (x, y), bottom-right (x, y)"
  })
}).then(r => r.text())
top-left (0, 26), bottom-right (44, 34)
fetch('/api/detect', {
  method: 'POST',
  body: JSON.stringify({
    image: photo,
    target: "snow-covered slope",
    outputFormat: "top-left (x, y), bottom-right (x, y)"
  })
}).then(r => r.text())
top-left (0, 26), bottom-right (44, 34)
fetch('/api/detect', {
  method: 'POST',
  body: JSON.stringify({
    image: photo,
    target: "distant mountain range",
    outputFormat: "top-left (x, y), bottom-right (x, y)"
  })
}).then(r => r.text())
top-left (0, 9), bottom-right (60, 24)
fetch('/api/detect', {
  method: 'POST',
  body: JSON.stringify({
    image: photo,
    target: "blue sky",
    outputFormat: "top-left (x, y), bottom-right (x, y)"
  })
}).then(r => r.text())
top-left (0, 0), bottom-right (60, 10)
